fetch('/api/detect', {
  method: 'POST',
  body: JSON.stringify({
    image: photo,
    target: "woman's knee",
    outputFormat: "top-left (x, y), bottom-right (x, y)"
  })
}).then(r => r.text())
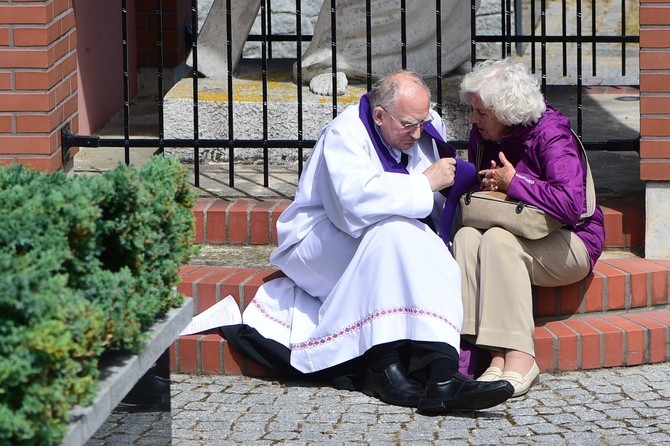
top-left (453, 226), bottom-right (482, 247)
top-left (479, 227), bottom-right (519, 250)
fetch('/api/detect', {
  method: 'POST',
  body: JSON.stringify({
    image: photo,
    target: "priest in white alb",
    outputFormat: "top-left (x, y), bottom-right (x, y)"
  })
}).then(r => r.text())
top-left (221, 70), bottom-right (513, 414)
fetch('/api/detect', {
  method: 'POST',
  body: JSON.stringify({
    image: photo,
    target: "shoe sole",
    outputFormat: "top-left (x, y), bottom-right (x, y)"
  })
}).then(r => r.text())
top-left (416, 386), bottom-right (513, 414)
top-left (362, 387), bottom-right (421, 408)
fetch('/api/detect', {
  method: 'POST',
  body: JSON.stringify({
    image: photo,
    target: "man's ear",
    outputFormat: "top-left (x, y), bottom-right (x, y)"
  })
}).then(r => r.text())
top-left (373, 106), bottom-right (384, 126)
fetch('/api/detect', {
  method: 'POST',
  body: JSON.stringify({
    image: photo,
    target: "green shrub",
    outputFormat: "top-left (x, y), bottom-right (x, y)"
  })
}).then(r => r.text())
top-left (0, 156), bottom-right (196, 445)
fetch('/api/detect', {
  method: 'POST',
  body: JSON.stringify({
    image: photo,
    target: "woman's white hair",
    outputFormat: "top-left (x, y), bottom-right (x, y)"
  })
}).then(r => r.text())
top-left (460, 58), bottom-right (546, 127)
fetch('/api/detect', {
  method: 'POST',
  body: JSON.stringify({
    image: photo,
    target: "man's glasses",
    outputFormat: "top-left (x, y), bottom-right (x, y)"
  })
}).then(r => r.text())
top-left (382, 107), bottom-right (432, 132)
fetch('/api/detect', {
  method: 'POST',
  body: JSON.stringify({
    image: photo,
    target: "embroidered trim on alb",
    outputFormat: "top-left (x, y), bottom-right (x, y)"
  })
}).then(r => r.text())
top-left (289, 306), bottom-right (460, 351)
top-left (251, 299), bottom-right (291, 330)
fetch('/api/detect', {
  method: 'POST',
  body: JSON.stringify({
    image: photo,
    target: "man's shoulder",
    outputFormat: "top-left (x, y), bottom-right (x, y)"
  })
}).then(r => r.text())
top-left (325, 103), bottom-right (366, 133)
top-left (428, 110), bottom-right (447, 136)
top-left (335, 102), bottom-right (362, 121)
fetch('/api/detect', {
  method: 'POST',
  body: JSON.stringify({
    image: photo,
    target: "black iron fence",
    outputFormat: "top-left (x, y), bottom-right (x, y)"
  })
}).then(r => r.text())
top-left (63, 0), bottom-right (639, 188)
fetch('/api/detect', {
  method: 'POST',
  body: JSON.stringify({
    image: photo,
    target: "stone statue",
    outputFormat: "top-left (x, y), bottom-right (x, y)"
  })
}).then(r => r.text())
top-left (186, 0), bottom-right (260, 80)
top-left (189, 0), bottom-right (480, 95)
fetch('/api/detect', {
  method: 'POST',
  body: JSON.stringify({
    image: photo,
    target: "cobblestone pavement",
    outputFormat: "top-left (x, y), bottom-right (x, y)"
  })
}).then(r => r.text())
top-left (169, 362), bottom-right (670, 446)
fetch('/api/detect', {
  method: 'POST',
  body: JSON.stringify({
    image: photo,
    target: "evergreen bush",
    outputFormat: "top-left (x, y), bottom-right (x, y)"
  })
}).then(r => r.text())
top-left (0, 156), bottom-right (196, 445)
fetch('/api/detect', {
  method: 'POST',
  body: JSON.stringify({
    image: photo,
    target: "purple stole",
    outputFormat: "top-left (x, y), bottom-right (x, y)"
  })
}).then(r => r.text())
top-left (358, 93), bottom-right (477, 247)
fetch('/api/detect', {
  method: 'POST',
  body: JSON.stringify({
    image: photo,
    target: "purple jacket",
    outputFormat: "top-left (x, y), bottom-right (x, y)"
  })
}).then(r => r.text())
top-left (468, 104), bottom-right (605, 270)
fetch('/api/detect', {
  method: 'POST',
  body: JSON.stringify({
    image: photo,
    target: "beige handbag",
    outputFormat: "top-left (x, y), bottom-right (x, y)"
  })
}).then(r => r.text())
top-left (459, 130), bottom-right (596, 240)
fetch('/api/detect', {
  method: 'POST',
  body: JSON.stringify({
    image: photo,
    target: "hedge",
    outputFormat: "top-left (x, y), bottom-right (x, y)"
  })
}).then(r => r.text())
top-left (0, 156), bottom-right (197, 445)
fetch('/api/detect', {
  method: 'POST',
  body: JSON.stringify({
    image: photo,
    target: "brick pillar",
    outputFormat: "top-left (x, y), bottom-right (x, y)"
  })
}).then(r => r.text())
top-left (639, 0), bottom-right (670, 259)
top-left (0, 0), bottom-right (78, 172)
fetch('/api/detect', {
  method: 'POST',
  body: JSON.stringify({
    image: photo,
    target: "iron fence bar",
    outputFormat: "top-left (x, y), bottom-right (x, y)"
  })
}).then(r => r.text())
top-left (400, 0), bottom-right (407, 69)
top-left (121, 0), bottom-right (130, 164)
top-left (514, 0), bottom-right (522, 56)
top-left (504, 0), bottom-right (512, 57)
top-left (540, 0), bottom-right (547, 92)
top-left (499, 0), bottom-right (505, 58)
top-left (435, 0), bottom-right (443, 116)
top-left (562, 0), bottom-right (567, 77)
top-left (531, 0), bottom-right (537, 73)
top-left (261, 0), bottom-right (270, 187)
top-left (366, 0), bottom-right (372, 91)
top-left (330, 0), bottom-right (338, 118)
top-left (267, 0), bottom-right (273, 57)
top-left (591, 0), bottom-right (596, 76)
top-left (61, 134), bottom-right (636, 152)
top-left (156, 0), bottom-right (165, 154)
top-left (190, 0), bottom-right (200, 187)
top-left (245, 34), bottom-right (313, 43)
top-left (621, 0), bottom-right (627, 76)
top-left (473, 35), bottom-right (637, 44)
top-left (470, 0), bottom-right (477, 67)
top-left (226, 0), bottom-right (235, 187)
top-left (79, 138), bottom-right (318, 148)
top-left (498, 0), bottom-right (503, 58)
top-left (295, 0), bottom-right (305, 176)
top-left (577, 0), bottom-right (584, 138)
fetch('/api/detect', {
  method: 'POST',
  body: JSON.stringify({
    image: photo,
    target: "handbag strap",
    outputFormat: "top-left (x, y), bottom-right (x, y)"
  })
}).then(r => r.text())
top-left (474, 129), bottom-right (595, 220)
top-left (475, 143), bottom-right (484, 175)
top-left (571, 129), bottom-right (596, 220)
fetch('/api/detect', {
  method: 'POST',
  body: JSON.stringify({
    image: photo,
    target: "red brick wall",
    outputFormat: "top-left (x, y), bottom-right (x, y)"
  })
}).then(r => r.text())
top-left (135, 0), bottom-right (192, 68)
top-left (639, 0), bottom-right (670, 180)
top-left (0, 0), bottom-right (78, 172)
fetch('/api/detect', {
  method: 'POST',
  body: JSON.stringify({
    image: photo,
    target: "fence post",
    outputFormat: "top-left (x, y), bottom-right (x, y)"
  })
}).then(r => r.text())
top-left (0, 0), bottom-right (78, 172)
top-left (639, 0), bottom-right (670, 259)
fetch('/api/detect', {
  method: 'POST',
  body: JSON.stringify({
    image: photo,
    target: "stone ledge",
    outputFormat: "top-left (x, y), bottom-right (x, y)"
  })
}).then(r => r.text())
top-left (62, 298), bottom-right (193, 446)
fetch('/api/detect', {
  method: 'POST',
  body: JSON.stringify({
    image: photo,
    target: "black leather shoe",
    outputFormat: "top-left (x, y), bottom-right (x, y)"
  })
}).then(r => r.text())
top-left (417, 372), bottom-right (513, 414)
top-left (362, 363), bottom-right (424, 407)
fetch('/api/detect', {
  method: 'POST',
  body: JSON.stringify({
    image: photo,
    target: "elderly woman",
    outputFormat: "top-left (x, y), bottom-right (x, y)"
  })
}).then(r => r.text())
top-left (453, 58), bottom-right (605, 397)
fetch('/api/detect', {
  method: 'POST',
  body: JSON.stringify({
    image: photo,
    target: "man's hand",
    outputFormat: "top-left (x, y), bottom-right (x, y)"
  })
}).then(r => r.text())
top-left (423, 157), bottom-right (457, 192)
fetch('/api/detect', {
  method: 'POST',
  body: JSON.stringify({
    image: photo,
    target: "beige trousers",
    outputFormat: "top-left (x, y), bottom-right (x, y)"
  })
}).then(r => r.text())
top-left (452, 226), bottom-right (591, 356)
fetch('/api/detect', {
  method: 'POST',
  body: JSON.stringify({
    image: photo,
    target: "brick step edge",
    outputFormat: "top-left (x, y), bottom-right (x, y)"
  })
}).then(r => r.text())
top-left (170, 308), bottom-right (670, 376)
top-left (172, 258), bottom-right (670, 375)
top-left (192, 197), bottom-right (644, 249)
top-left (176, 257), bottom-right (670, 320)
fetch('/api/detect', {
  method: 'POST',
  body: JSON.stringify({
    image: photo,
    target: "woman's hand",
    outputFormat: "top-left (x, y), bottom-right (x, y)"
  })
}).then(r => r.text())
top-left (478, 152), bottom-right (516, 192)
